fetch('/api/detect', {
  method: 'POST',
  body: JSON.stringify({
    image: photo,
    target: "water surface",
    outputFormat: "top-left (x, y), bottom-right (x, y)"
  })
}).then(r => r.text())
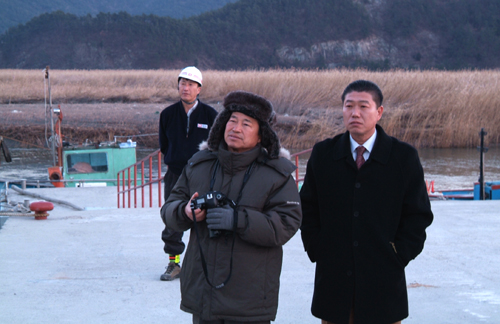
top-left (2, 147), bottom-right (499, 191)
top-left (293, 146), bottom-right (500, 191)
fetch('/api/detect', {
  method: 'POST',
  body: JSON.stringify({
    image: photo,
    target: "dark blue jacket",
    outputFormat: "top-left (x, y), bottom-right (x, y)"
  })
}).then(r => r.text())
top-left (159, 100), bottom-right (217, 175)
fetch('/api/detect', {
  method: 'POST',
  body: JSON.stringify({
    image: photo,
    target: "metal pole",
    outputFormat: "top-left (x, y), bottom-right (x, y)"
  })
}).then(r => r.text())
top-left (142, 161), bottom-right (145, 208)
top-left (46, 66), bottom-right (56, 166)
top-left (117, 173), bottom-right (121, 208)
top-left (158, 151), bottom-right (162, 207)
top-left (477, 128), bottom-right (488, 200)
top-left (149, 157), bottom-right (153, 207)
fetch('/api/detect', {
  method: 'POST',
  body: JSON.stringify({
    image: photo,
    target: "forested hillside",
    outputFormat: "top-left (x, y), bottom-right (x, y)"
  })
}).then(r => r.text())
top-left (1, 0), bottom-right (499, 70)
top-left (0, 0), bottom-right (237, 34)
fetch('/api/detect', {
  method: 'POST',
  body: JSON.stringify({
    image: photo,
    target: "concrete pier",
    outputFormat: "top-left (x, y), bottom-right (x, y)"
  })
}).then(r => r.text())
top-left (0, 187), bottom-right (499, 323)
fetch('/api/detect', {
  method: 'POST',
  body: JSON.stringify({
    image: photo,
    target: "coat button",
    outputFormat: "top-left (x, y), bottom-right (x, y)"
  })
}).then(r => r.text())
top-left (353, 211), bottom-right (359, 217)
top-left (355, 182), bottom-right (361, 189)
top-left (353, 241), bottom-right (359, 247)
top-left (347, 271), bottom-right (352, 276)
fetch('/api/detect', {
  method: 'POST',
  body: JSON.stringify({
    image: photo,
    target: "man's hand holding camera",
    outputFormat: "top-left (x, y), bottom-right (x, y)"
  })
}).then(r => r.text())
top-left (185, 192), bottom-right (207, 222)
top-left (206, 205), bottom-right (234, 231)
top-left (185, 190), bottom-right (236, 238)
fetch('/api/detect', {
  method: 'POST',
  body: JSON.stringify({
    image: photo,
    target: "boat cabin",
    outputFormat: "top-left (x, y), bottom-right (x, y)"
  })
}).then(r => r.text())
top-left (61, 141), bottom-right (136, 187)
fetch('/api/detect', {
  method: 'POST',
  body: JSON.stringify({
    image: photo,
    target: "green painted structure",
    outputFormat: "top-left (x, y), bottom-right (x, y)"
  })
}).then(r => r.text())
top-left (62, 143), bottom-right (137, 187)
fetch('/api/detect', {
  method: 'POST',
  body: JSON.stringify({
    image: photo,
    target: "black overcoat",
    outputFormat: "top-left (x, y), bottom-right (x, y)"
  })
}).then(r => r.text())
top-left (300, 125), bottom-right (433, 324)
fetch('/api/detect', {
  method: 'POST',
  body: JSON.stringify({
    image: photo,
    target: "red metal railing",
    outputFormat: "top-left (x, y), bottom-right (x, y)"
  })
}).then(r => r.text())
top-left (117, 147), bottom-right (310, 206)
top-left (290, 148), bottom-right (312, 189)
top-left (117, 149), bottom-right (163, 208)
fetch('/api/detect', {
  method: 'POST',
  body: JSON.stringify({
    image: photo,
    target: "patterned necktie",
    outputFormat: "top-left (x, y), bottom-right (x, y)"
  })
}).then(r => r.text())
top-left (356, 146), bottom-right (366, 169)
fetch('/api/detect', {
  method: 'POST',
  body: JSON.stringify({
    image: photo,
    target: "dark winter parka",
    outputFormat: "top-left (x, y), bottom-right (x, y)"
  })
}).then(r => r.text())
top-left (300, 125), bottom-right (433, 324)
top-left (161, 142), bottom-right (302, 322)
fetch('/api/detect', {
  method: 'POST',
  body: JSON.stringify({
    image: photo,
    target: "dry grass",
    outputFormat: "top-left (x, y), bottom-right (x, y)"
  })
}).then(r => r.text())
top-left (0, 69), bottom-right (179, 103)
top-left (1, 68), bottom-right (499, 148)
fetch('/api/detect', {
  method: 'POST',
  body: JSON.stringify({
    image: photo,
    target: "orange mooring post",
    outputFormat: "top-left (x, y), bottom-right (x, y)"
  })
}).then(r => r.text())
top-left (30, 201), bottom-right (54, 220)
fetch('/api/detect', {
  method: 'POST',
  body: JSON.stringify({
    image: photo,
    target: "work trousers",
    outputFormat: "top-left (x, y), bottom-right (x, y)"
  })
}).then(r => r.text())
top-left (161, 170), bottom-right (185, 255)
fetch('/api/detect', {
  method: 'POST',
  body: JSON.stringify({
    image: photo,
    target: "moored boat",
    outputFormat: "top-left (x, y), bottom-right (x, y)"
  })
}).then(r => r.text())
top-left (50, 139), bottom-right (137, 187)
top-left (426, 180), bottom-right (500, 200)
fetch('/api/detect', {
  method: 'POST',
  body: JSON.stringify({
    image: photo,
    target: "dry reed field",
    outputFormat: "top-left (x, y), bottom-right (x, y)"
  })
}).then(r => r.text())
top-left (0, 69), bottom-right (499, 149)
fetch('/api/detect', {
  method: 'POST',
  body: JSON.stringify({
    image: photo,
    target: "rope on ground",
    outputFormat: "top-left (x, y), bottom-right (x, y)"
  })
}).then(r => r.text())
top-left (10, 185), bottom-right (85, 211)
top-left (0, 212), bottom-right (33, 217)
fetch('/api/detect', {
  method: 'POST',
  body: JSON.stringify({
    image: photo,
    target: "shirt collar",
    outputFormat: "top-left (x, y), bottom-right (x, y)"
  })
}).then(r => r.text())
top-left (350, 128), bottom-right (378, 154)
top-left (186, 100), bottom-right (199, 117)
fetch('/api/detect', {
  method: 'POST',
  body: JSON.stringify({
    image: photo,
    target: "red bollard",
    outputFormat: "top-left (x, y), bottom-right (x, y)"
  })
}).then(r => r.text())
top-left (30, 201), bottom-right (54, 220)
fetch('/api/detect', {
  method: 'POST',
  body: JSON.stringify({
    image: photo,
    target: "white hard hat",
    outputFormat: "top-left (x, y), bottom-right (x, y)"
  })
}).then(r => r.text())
top-left (178, 66), bottom-right (202, 86)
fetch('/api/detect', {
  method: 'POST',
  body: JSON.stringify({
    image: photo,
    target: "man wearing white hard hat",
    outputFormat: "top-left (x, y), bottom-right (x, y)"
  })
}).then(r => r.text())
top-left (159, 66), bottom-right (218, 281)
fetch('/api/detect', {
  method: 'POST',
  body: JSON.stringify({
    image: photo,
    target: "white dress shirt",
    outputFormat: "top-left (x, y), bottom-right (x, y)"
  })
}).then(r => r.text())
top-left (350, 129), bottom-right (378, 162)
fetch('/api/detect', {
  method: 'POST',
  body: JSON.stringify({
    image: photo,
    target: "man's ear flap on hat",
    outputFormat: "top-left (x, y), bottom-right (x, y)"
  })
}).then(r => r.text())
top-left (207, 109), bottom-right (232, 151)
top-left (260, 123), bottom-right (281, 159)
top-left (268, 111), bottom-right (277, 126)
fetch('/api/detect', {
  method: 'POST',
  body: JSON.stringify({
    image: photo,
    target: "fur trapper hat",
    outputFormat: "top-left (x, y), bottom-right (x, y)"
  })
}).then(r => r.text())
top-left (207, 91), bottom-right (281, 159)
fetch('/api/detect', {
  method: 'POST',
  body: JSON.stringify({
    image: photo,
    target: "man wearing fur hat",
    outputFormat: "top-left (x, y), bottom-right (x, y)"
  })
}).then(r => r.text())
top-left (161, 91), bottom-right (302, 323)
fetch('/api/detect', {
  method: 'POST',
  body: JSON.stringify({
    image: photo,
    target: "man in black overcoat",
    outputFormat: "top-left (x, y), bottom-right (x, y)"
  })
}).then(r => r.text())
top-left (300, 80), bottom-right (433, 324)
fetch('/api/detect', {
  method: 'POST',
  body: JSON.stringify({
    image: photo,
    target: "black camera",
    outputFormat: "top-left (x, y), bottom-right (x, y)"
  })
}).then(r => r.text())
top-left (190, 191), bottom-right (234, 238)
top-left (190, 191), bottom-right (227, 211)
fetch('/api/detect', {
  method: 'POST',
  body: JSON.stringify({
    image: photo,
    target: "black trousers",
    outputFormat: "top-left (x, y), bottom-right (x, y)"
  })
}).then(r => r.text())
top-left (192, 314), bottom-right (270, 324)
top-left (161, 170), bottom-right (185, 255)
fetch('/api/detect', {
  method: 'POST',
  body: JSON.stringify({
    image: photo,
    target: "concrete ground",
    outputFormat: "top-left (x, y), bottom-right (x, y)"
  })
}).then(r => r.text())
top-left (0, 187), bottom-right (499, 324)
